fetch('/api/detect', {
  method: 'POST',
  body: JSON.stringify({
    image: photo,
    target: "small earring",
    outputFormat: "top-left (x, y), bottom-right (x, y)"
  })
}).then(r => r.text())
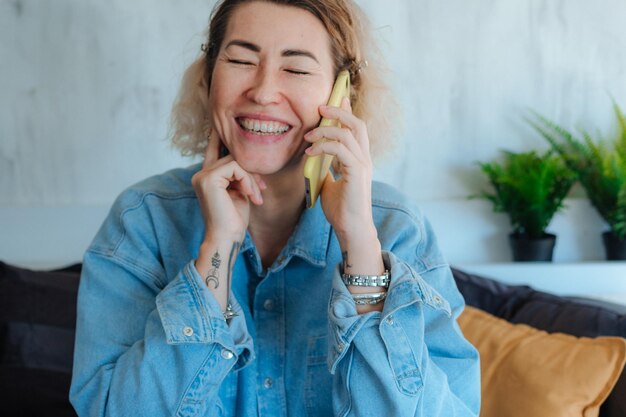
top-left (203, 118), bottom-right (212, 141)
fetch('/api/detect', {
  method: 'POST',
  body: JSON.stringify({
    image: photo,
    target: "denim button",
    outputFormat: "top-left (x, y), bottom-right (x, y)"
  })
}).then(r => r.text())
top-left (221, 349), bottom-right (234, 360)
top-left (183, 326), bottom-right (194, 337)
top-left (263, 377), bottom-right (273, 388)
top-left (337, 342), bottom-right (345, 352)
top-left (386, 316), bottom-right (394, 325)
top-left (263, 299), bottom-right (275, 311)
top-left (433, 295), bottom-right (443, 305)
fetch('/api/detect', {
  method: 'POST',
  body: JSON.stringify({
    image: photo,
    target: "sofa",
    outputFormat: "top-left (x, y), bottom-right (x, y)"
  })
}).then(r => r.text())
top-left (1, 261), bottom-right (624, 417)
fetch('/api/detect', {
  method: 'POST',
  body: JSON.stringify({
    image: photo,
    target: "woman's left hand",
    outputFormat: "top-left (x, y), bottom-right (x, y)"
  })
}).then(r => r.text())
top-left (304, 97), bottom-right (374, 241)
top-left (304, 97), bottom-right (386, 312)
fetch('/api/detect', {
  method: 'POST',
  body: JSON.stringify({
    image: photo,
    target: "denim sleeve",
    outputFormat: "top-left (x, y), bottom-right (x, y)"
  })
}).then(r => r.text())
top-left (327, 250), bottom-right (480, 416)
top-left (70, 251), bottom-right (254, 417)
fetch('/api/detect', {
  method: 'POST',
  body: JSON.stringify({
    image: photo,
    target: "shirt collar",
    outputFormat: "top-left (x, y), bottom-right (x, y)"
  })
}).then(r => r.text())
top-left (241, 201), bottom-right (331, 269)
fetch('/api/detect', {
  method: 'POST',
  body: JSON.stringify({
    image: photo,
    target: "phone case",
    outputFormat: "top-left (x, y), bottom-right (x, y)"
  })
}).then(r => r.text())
top-left (304, 70), bottom-right (351, 208)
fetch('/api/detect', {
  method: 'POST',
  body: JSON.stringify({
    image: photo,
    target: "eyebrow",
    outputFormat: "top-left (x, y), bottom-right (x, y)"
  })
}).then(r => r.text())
top-left (225, 39), bottom-right (320, 64)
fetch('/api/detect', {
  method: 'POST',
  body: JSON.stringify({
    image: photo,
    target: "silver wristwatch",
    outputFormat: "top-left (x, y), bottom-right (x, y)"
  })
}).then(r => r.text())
top-left (341, 270), bottom-right (390, 288)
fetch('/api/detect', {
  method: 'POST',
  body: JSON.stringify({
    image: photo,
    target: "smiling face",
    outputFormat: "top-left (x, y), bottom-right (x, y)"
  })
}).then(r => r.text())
top-left (208, 1), bottom-right (336, 176)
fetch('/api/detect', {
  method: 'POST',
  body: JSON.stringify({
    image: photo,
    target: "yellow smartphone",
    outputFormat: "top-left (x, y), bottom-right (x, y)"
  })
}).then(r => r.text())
top-left (304, 70), bottom-right (351, 208)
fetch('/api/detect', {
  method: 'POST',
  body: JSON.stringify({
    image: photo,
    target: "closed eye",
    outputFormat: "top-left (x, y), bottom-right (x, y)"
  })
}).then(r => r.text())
top-left (285, 69), bottom-right (311, 76)
top-left (228, 59), bottom-right (254, 66)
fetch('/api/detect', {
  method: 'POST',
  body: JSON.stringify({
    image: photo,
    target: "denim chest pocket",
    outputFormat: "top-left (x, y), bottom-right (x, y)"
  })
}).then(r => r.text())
top-left (304, 335), bottom-right (333, 416)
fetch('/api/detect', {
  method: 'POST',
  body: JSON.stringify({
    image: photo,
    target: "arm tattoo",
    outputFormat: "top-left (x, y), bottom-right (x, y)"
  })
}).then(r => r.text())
top-left (342, 251), bottom-right (353, 271)
top-left (204, 251), bottom-right (221, 289)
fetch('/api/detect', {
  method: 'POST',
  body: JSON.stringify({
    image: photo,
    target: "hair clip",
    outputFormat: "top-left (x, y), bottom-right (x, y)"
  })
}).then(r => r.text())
top-left (348, 59), bottom-right (368, 78)
top-left (355, 60), bottom-right (368, 74)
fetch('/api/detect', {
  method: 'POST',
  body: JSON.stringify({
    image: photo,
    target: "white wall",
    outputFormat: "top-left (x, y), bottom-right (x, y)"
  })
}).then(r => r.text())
top-left (2, 0), bottom-right (626, 266)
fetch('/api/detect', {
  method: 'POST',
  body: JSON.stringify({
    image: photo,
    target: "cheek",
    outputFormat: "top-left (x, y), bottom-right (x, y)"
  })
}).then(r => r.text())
top-left (209, 67), bottom-right (244, 114)
top-left (293, 86), bottom-right (332, 128)
top-left (209, 82), bottom-right (232, 113)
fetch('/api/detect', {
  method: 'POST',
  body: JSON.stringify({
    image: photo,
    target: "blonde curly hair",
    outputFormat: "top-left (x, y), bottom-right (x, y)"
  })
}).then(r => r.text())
top-left (169, 0), bottom-right (396, 160)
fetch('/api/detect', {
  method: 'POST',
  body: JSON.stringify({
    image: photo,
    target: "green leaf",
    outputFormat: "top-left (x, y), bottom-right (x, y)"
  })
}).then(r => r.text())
top-left (473, 149), bottom-right (575, 238)
top-left (530, 104), bottom-right (626, 238)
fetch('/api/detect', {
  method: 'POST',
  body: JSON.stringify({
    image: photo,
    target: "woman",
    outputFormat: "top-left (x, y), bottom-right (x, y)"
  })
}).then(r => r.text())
top-left (70, 0), bottom-right (480, 416)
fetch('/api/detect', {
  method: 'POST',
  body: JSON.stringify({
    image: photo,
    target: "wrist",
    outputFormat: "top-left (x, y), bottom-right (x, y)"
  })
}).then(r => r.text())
top-left (338, 227), bottom-right (384, 276)
top-left (336, 222), bottom-right (377, 251)
top-left (337, 227), bottom-right (387, 314)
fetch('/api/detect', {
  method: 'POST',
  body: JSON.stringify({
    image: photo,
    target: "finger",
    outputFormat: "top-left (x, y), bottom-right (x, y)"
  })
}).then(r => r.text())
top-left (305, 140), bottom-right (359, 173)
top-left (304, 126), bottom-right (363, 160)
top-left (341, 96), bottom-right (352, 112)
top-left (221, 161), bottom-right (264, 205)
top-left (202, 130), bottom-right (221, 169)
top-left (203, 155), bottom-right (264, 205)
top-left (211, 154), bottom-right (235, 169)
top-left (252, 173), bottom-right (268, 190)
top-left (221, 161), bottom-right (267, 195)
top-left (319, 104), bottom-right (369, 151)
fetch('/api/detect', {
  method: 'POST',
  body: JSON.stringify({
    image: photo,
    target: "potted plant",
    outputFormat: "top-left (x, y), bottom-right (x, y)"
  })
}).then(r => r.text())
top-left (475, 150), bottom-right (576, 261)
top-left (530, 102), bottom-right (626, 260)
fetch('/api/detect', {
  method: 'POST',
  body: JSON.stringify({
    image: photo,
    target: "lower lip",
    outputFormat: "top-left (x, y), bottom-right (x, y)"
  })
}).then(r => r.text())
top-left (236, 121), bottom-right (292, 144)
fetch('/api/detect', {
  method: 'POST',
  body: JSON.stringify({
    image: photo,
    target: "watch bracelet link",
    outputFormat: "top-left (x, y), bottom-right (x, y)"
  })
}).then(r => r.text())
top-left (342, 270), bottom-right (390, 288)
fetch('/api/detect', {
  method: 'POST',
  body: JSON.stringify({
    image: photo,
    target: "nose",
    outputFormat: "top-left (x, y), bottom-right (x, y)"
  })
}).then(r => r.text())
top-left (246, 65), bottom-right (282, 105)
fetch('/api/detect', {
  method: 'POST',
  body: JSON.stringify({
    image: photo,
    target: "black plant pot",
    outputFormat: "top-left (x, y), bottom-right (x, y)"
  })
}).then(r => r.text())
top-left (602, 231), bottom-right (626, 261)
top-left (508, 232), bottom-right (556, 262)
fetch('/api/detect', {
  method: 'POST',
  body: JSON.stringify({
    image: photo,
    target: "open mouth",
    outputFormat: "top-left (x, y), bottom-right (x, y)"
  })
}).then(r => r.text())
top-left (236, 117), bottom-right (292, 136)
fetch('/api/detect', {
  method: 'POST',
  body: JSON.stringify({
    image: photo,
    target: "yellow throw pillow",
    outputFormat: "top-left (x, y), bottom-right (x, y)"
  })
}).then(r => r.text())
top-left (458, 306), bottom-right (626, 417)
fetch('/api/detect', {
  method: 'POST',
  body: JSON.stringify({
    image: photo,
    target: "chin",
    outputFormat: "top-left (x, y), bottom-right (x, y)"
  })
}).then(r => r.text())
top-left (235, 152), bottom-right (304, 177)
top-left (235, 157), bottom-right (282, 176)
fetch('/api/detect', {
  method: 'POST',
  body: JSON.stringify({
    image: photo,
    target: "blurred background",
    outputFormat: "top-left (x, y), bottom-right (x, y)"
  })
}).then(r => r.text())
top-left (2, 0), bottom-right (626, 267)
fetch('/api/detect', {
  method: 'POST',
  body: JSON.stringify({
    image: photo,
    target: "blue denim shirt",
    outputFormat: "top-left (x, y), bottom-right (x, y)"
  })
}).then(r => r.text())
top-left (70, 163), bottom-right (480, 416)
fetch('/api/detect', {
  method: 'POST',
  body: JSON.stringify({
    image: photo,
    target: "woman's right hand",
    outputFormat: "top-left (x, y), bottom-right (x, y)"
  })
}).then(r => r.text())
top-left (191, 134), bottom-right (266, 244)
top-left (191, 134), bottom-right (265, 309)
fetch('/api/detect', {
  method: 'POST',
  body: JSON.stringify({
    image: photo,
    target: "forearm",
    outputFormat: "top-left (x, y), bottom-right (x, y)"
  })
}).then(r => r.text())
top-left (195, 238), bottom-right (242, 312)
top-left (71, 254), bottom-right (253, 416)
top-left (328, 253), bottom-right (480, 417)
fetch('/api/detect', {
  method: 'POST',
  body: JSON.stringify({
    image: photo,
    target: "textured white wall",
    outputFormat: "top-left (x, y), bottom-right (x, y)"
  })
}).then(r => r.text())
top-left (366, 0), bottom-right (626, 198)
top-left (1, 0), bottom-right (210, 205)
top-left (2, 0), bottom-right (626, 264)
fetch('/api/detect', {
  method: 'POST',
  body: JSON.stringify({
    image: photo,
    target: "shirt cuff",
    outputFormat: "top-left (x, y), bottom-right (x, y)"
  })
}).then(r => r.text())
top-left (156, 260), bottom-right (254, 371)
top-left (327, 250), bottom-right (451, 373)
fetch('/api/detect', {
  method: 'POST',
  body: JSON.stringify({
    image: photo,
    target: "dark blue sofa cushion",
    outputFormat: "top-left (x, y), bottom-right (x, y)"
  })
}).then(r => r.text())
top-left (0, 261), bottom-right (79, 417)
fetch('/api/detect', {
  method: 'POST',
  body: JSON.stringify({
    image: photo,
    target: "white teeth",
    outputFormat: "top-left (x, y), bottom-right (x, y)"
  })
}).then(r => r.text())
top-left (239, 118), bottom-right (290, 135)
